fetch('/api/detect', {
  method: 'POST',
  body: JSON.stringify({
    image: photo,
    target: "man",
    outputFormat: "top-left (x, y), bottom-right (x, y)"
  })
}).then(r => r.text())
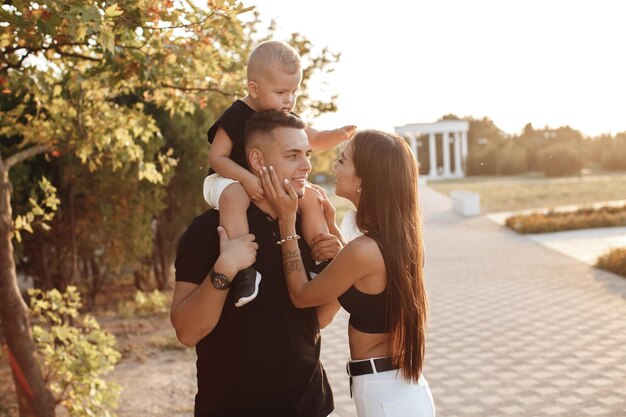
top-left (170, 110), bottom-right (342, 417)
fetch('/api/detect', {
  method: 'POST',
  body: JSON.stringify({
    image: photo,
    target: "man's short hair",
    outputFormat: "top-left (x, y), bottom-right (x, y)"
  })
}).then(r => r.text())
top-left (244, 110), bottom-right (306, 152)
top-left (247, 41), bottom-right (301, 81)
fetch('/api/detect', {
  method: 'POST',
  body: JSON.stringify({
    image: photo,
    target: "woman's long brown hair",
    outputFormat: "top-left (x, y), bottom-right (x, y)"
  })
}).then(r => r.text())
top-left (352, 130), bottom-right (427, 382)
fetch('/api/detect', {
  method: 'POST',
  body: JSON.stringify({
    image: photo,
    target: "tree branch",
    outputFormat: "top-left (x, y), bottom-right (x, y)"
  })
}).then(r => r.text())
top-left (2, 42), bottom-right (90, 55)
top-left (119, 13), bottom-right (213, 31)
top-left (54, 47), bottom-right (102, 62)
top-left (160, 83), bottom-right (236, 97)
top-left (5, 145), bottom-right (52, 170)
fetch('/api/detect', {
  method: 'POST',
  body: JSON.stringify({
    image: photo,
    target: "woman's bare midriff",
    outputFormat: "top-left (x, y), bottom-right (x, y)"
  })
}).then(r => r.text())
top-left (348, 324), bottom-right (391, 360)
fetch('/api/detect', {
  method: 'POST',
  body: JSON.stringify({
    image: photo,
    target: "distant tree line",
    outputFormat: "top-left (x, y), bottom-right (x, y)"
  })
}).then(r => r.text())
top-left (410, 115), bottom-right (626, 177)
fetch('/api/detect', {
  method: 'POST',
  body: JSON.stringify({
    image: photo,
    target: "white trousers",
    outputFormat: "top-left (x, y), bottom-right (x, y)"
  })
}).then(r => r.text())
top-left (351, 370), bottom-right (435, 417)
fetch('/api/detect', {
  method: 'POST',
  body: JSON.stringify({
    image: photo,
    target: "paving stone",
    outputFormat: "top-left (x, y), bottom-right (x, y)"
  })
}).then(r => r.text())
top-left (322, 187), bottom-right (626, 417)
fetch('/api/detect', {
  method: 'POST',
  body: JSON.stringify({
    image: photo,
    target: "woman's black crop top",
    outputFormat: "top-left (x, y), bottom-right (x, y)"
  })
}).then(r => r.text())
top-left (337, 232), bottom-right (389, 334)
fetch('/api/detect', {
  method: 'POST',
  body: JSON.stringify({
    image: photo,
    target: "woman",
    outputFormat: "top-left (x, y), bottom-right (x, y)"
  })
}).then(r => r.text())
top-left (260, 130), bottom-right (435, 416)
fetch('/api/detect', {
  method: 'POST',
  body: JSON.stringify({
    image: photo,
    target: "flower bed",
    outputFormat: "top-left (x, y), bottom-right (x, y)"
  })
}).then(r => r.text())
top-left (505, 205), bottom-right (626, 234)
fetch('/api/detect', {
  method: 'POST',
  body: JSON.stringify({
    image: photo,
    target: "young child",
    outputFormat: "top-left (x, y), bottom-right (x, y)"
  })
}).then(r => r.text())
top-left (205, 40), bottom-right (355, 307)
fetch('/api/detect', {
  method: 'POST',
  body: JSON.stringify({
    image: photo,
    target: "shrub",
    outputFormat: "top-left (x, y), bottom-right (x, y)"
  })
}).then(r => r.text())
top-left (600, 139), bottom-right (626, 171)
top-left (540, 144), bottom-right (583, 177)
top-left (29, 286), bottom-right (121, 417)
top-left (596, 248), bottom-right (626, 278)
top-left (505, 205), bottom-right (626, 234)
top-left (466, 143), bottom-right (499, 175)
top-left (496, 143), bottom-right (528, 175)
top-left (118, 289), bottom-right (169, 318)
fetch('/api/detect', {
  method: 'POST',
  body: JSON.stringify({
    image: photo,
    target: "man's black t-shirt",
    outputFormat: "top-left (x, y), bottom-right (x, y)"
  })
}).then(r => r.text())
top-left (175, 204), bottom-right (334, 417)
top-left (206, 100), bottom-right (255, 175)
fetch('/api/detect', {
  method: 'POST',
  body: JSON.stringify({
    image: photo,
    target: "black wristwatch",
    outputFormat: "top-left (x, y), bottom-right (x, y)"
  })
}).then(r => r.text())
top-left (209, 269), bottom-right (231, 290)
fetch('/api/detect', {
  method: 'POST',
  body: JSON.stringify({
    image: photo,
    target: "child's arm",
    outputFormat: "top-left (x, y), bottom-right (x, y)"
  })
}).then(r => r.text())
top-left (305, 125), bottom-right (357, 151)
top-left (208, 127), bottom-right (264, 202)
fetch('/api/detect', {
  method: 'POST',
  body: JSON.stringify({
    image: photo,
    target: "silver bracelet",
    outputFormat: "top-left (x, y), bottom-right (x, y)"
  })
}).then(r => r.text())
top-left (276, 234), bottom-right (301, 245)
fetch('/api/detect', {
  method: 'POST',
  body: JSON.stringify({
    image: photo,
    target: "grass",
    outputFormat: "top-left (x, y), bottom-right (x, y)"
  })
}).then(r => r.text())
top-left (429, 172), bottom-right (626, 212)
top-left (597, 248), bottom-right (626, 279)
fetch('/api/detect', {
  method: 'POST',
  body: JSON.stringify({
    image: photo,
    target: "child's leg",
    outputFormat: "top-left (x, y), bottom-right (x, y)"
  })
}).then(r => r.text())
top-left (218, 182), bottom-right (251, 238)
top-left (298, 189), bottom-right (330, 256)
top-left (218, 183), bottom-right (261, 307)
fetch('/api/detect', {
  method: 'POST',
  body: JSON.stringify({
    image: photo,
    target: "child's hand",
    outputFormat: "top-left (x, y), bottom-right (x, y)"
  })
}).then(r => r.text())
top-left (336, 125), bottom-right (357, 142)
top-left (242, 175), bottom-right (265, 203)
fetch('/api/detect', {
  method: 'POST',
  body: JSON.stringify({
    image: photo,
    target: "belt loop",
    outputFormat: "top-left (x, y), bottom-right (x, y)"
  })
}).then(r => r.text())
top-left (370, 358), bottom-right (378, 374)
top-left (349, 376), bottom-right (353, 398)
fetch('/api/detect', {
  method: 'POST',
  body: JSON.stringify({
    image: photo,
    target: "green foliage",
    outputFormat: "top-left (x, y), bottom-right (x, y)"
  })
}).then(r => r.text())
top-left (1, 0), bottom-right (251, 180)
top-left (28, 286), bottom-right (121, 417)
top-left (13, 176), bottom-right (59, 242)
top-left (289, 32), bottom-right (341, 121)
top-left (596, 247), bottom-right (626, 279)
top-left (505, 205), bottom-right (626, 234)
top-left (118, 289), bottom-right (169, 318)
top-left (16, 150), bottom-right (168, 295)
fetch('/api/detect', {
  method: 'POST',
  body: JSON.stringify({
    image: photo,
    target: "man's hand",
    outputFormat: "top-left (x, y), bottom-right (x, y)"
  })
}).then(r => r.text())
top-left (217, 227), bottom-right (258, 273)
top-left (310, 232), bottom-right (342, 262)
top-left (241, 174), bottom-right (265, 203)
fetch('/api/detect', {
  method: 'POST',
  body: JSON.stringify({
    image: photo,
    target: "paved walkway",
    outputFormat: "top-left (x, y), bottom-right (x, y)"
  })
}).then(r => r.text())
top-left (321, 186), bottom-right (626, 417)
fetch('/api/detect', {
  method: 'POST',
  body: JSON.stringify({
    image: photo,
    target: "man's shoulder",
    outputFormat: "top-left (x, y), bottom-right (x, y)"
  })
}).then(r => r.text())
top-left (181, 209), bottom-right (220, 242)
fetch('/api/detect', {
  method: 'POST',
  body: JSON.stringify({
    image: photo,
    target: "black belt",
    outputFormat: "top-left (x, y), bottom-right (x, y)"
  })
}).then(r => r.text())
top-left (346, 356), bottom-right (398, 377)
top-left (346, 357), bottom-right (399, 397)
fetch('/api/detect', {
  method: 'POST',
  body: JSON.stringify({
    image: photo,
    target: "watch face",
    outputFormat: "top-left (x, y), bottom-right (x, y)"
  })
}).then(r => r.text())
top-left (210, 271), bottom-right (230, 290)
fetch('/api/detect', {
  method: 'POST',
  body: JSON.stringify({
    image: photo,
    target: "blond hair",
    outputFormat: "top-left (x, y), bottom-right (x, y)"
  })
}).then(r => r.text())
top-left (247, 41), bottom-right (301, 81)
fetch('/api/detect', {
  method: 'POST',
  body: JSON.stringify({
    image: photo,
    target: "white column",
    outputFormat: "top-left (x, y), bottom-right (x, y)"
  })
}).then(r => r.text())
top-left (461, 130), bottom-right (468, 160)
top-left (407, 132), bottom-right (418, 158)
top-left (454, 131), bottom-right (463, 177)
top-left (442, 131), bottom-right (451, 177)
top-left (428, 132), bottom-right (437, 177)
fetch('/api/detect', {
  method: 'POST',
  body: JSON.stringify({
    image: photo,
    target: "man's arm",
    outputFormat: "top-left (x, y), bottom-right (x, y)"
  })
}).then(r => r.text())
top-left (170, 257), bottom-right (238, 347)
top-left (171, 227), bottom-right (257, 347)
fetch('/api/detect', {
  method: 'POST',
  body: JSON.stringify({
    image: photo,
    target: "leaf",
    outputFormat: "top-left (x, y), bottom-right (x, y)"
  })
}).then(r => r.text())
top-left (99, 27), bottom-right (115, 54)
top-left (105, 4), bottom-right (124, 18)
top-left (81, 6), bottom-right (100, 22)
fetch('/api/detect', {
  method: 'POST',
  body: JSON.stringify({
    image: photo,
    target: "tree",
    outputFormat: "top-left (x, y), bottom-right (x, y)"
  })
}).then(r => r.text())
top-left (1, 1), bottom-right (251, 415)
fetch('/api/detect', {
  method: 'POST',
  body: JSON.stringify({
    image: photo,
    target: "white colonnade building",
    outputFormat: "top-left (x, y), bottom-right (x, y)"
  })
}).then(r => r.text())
top-left (395, 120), bottom-right (470, 179)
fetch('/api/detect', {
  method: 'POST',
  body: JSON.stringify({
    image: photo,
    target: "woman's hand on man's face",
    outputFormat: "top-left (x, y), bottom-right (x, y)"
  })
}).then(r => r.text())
top-left (260, 166), bottom-right (298, 220)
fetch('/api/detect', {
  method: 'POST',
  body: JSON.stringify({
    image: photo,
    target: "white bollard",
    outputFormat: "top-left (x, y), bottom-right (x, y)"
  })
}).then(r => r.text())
top-left (451, 190), bottom-right (480, 217)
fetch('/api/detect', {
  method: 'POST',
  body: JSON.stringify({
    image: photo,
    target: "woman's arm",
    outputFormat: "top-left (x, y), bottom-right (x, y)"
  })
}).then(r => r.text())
top-left (261, 166), bottom-right (375, 308)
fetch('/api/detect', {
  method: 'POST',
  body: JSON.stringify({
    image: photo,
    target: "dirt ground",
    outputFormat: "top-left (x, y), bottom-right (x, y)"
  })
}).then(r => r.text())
top-left (0, 289), bottom-right (199, 417)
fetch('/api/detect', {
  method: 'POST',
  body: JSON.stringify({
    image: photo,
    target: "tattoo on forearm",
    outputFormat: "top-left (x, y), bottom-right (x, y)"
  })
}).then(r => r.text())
top-left (283, 249), bottom-right (304, 274)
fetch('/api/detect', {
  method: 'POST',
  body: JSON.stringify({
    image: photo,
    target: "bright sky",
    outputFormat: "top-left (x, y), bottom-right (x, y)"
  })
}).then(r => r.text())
top-left (241, 0), bottom-right (626, 137)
